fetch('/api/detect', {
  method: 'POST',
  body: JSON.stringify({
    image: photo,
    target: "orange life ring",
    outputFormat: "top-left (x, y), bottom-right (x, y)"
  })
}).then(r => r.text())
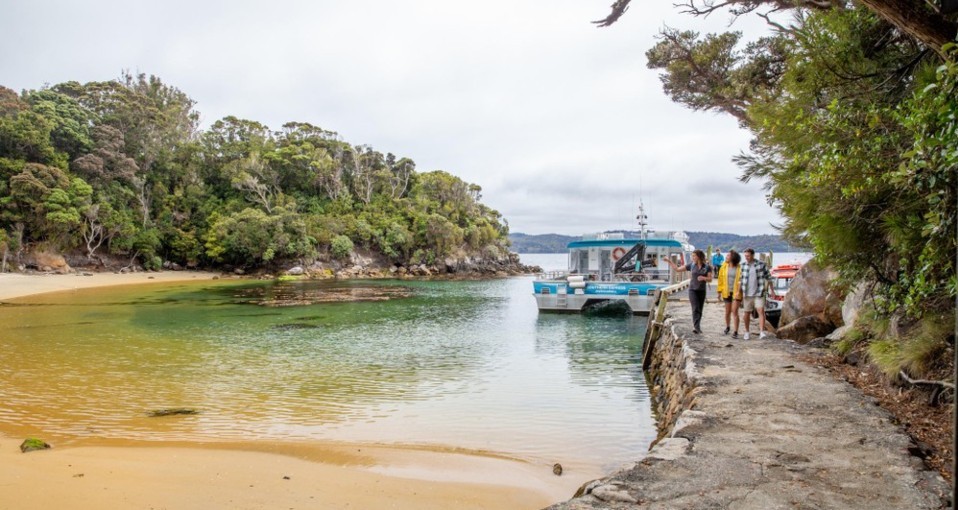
top-left (611, 247), bottom-right (627, 261)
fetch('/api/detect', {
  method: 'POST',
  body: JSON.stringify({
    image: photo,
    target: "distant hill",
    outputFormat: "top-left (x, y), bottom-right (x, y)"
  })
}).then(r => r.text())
top-left (687, 232), bottom-right (798, 253)
top-left (509, 231), bottom-right (799, 253)
top-left (507, 233), bottom-right (579, 254)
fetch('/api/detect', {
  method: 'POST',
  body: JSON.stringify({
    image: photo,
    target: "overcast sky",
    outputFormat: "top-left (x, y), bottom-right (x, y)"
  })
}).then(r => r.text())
top-left (1, 0), bottom-right (783, 236)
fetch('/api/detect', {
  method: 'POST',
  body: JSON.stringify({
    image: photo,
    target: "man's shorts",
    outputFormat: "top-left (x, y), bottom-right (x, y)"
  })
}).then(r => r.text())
top-left (741, 296), bottom-right (764, 312)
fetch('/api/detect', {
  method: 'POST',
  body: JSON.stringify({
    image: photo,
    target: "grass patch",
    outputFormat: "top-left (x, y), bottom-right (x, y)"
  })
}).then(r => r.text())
top-left (899, 312), bottom-right (955, 376)
top-left (833, 327), bottom-right (866, 356)
top-left (863, 311), bottom-right (955, 379)
top-left (867, 338), bottom-right (902, 377)
top-left (857, 306), bottom-right (889, 337)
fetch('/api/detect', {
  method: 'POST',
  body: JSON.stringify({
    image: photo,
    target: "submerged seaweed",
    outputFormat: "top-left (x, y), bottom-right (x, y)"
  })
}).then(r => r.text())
top-left (148, 408), bottom-right (199, 417)
top-left (270, 323), bottom-right (324, 331)
top-left (232, 282), bottom-right (413, 307)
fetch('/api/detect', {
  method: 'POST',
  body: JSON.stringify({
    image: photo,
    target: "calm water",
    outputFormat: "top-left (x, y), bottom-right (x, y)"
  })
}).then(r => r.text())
top-left (0, 267), bottom-right (655, 474)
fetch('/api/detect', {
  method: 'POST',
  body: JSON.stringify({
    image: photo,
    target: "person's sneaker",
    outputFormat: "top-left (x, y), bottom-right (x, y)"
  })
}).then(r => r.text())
top-left (759, 332), bottom-right (768, 339)
top-left (743, 332), bottom-right (751, 340)
top-left (732, 331), bottom-right (738, 339)
top-left (723, 326), bottom-right (730, 335)
top-left (693, 328), bottom-right (701, 334)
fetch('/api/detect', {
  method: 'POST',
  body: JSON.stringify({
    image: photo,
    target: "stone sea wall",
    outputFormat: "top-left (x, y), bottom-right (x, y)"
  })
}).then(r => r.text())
top-left (643, 317), bottom-right (706, 446)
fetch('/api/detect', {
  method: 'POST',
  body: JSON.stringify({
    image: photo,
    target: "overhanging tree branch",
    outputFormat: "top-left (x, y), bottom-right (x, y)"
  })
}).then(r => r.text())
top-left (592, 0), bottom-right (631, 27)
top-left (595, 0), bottom-right (958, 57)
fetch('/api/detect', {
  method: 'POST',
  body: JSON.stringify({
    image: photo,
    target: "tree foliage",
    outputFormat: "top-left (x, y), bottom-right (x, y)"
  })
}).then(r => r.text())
top-left (596, 0), bottom-right (957, 56)
top-left (0, 75), bottom-right (512, 270)
top-left (603, 2), bottom-right (956, 321)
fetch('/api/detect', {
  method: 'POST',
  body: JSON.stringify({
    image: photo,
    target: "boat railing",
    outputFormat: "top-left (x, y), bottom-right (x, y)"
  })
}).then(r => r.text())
top-left (535, 270), bottom-right (569, 280)
top-left (609, 269), bottom-right (675, 282)
top-left (536, 269), bottom-right (678, 282)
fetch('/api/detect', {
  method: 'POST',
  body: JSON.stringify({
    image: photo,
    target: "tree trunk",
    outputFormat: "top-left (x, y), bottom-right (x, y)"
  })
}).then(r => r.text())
top-left (13, 223), bottom-right (24, 268)
top-left (858, 0), bottom-right (957, 56)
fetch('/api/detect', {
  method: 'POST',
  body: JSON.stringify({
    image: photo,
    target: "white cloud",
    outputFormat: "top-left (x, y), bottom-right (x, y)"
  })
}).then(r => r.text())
top-left (0, 0), bottom-right (783, 236)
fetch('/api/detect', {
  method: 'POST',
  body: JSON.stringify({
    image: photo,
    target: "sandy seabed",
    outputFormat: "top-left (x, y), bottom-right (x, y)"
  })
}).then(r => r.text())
top-left (0, 271), bottom-right (574, 509)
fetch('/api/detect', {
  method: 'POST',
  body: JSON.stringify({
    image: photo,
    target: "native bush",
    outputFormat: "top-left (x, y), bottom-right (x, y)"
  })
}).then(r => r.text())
top-left (330, 235), bottom-right (353, 261)
top-left (0, 76), bottom-right (512, 270)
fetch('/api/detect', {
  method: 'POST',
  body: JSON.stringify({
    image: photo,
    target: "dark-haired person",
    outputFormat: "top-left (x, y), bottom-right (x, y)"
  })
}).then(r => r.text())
top-left (716, 250), bottom-right (742, 338)
top-left (739, 248), bottom-right (776, 340)
top-left (665, 249), bottom-right (712, 334)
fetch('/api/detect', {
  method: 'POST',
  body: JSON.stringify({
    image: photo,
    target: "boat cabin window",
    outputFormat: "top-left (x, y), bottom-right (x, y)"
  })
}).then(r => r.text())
top-left (772, 277), bottom-right (792, 293)
top-left (567, 242), bottom-right (686, 282)
top-left (569, 249), bottom-right (590, 274)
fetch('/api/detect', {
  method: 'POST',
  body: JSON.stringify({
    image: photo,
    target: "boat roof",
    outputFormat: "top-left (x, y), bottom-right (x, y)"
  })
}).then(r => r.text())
top-left (771, 264), bottom-right (801, 277)
top-left (568, 238), bottom-right (684, 249)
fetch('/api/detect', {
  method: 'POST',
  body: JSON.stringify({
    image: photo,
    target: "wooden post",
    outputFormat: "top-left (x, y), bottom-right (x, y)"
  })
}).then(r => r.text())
top-left (642, 280), bottom-right (689, 370)
top-left (642, 290), bottom-right (663, 370)
top-left (643, 289), bottom-right (661, 345)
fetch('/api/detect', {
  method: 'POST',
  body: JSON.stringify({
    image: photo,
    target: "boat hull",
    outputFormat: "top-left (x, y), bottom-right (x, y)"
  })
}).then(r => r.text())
top-left (532, 280), bottom-right (659, 314)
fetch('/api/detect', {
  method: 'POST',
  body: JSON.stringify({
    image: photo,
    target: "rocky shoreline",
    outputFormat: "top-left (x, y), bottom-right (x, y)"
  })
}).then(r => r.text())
top-left (547, 302), bottom-right (949, 509)
top-left (8, 249), bottom-right (541, 281)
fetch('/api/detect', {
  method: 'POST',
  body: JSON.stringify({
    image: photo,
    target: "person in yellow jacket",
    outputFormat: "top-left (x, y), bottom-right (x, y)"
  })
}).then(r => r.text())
top-left (716, 250), bottom-right (742, 338)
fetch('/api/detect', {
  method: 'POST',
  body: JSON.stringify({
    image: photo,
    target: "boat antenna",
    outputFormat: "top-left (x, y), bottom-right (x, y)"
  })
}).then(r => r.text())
top-left (636, 199), bottom-right (648, 241)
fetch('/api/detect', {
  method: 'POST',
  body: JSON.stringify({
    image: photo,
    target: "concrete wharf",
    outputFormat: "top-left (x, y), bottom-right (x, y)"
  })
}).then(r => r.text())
top-left (547, 299), bottom-right (949, 509)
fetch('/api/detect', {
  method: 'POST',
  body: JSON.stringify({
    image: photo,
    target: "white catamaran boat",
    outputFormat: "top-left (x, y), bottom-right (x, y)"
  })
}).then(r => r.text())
top-left (532, 205), bottom-right (694, 314)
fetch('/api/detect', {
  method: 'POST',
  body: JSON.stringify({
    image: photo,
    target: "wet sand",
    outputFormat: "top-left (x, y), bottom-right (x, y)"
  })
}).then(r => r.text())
top-left (0, 272), bottom-right (574, 509)
top-left (0, 437), bottom-right (567, 509)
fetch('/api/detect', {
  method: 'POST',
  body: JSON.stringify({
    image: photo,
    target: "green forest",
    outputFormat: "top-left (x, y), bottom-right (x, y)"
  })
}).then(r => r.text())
top-left (599, 1), bottom-right (956, 384)
top-left (0, 74), bottom-right (512, 272)
top-left (637, 3), bottom-right (957, 320)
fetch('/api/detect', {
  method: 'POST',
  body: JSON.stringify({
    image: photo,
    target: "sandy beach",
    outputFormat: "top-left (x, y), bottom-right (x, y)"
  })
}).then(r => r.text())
top-left (0, 271), bottom-right (573, 509)
top-left (0, 270), bottom-right (224, 301)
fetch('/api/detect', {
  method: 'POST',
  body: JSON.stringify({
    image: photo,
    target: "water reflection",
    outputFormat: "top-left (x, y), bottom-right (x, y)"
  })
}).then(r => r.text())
top-left (0, 276), bottom-right (656, 471)
top-left (534, 313), bottom-right (649, 403)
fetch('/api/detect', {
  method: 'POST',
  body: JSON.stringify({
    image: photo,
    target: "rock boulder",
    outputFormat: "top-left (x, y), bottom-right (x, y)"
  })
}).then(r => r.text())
top-left (776, 314), bottom-right (835, 344)
top-left (29, 251), bottom-right (72, 273)
top-left (20, 438), bottom-right (51, 453)
top-left (826, 280), bottom-right (872, 341)
top-left (780, 261), bottom-right (841, 327)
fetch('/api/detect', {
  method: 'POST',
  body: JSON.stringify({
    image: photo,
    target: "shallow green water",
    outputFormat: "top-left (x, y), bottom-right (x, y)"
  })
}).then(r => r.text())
top-left (0, 276), bottom-right (655, 472)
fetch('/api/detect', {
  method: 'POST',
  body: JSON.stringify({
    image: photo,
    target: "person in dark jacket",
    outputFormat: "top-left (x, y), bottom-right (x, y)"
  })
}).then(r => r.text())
top-left (665, 249), bottom-right (712, 334)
